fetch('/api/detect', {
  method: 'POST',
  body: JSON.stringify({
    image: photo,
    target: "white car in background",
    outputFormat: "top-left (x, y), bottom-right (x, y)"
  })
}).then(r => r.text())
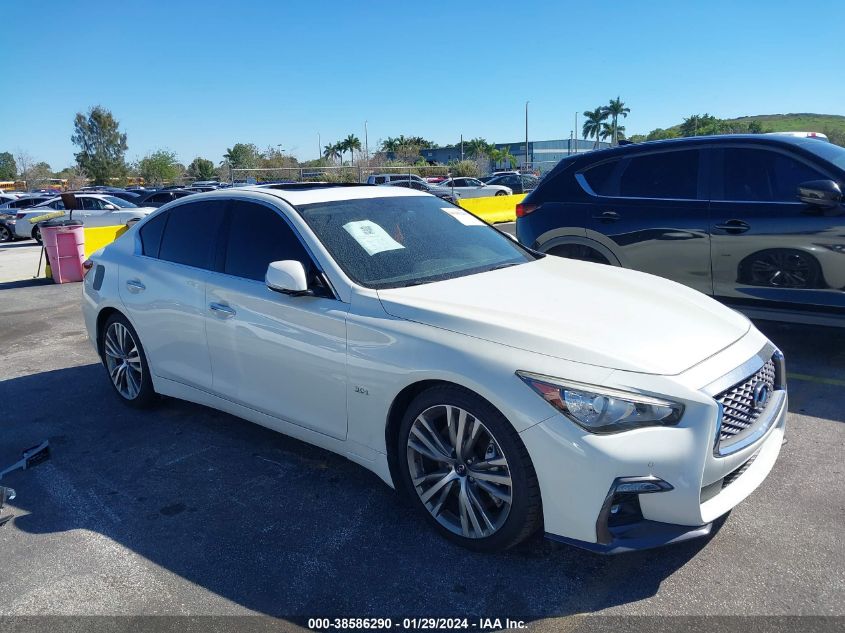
top-left (14, 194), bottom-right (154, 242)
top-left (431, 177), bottom-right (512, 199)
top-left (82, 185), bottom-right (786, 553)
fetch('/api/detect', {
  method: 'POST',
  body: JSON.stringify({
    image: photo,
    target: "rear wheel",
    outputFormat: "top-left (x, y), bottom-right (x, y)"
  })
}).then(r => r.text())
top-left (100, 313), bottom-right (157, 408)
top-left (398, 385), bottom-right (542, 551)
top-left (548, 243), bottom-right (611, 265)
top-left (32, 226), bottom-right (42, 244)
top-left (740, 249), bottom-right (822, 289)
top-left (495, 190), bottom-right (507, 196)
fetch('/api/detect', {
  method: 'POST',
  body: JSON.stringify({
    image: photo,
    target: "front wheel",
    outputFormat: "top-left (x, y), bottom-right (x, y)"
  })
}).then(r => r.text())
top-left (0, 224), bottom-right (12, 243)
top-left (32, 226), bottom-right (42, 244)
top-left (495, 190), bottom-right (507, 196)
top-left (100, 313), bottom-right (157, 408)
top-left (398, 385), bottom-right (542, 551)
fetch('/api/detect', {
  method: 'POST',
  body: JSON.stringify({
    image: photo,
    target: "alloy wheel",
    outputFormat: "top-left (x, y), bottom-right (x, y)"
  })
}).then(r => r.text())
top-left (749, 251), bottom-right (815, 288)
top-left (104, 321), bottom-right (143, 400)
top-left (0, 225), bottom-right (11, 243)
top-left (406, 404), bottom-right (512, 539)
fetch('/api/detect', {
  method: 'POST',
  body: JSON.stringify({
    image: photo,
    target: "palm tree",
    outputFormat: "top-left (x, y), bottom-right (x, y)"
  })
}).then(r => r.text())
top-left (582, 108), bottom-right (608, 149)
top-left (603, 96), bottom-right (630, 145)
top-left (464, 137), bottom-right (491, 159)
top-left (600, 122), bottom-right (626, 142)
top-left (323, 143), bottom-right (341, 164)
top-left (380, 137), bottom-right (400, 152)
top-left (343, 134), bottom-right (361, 166)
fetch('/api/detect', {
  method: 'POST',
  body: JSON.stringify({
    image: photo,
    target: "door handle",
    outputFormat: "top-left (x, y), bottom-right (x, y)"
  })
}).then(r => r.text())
top-left (125, 279), bottom-right (145, 293)
top-left (209, 302), bottom-right (236, 318)
top-left (713, 219), bottom-right (751, 233)
top-left (592, 211), bottom-right (620, 221)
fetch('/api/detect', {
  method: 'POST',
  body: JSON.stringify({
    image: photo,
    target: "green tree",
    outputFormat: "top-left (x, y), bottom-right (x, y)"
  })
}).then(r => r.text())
top-left (71, 106), bottom-right (128, 184)
top-left (464, 137), bottom-right (491, 159)
top-left (223, 143), bottom-right (261, 169)
top-left (582, 107), bottom-right (609, 148)
top-left (0, 152), bottom-right (16, 180)
top-left (342, 134), bottom-right (361, 165)
top-left (138, 150), bottom-right (181, 185)
top-left (603, 97), bottom-right (630, 145)
top-left (449, 160), bottom-right (480, 177)
top-left (490, 145), bottom-right (517, 169)
top-left (26, 162), bottom-right (54, 189)
top-left (323, 143), bottom-right (341, 164)
top-left (646, 128), bottom-right (679, 141)
top-left (187, 157), bottom-right (215, 180)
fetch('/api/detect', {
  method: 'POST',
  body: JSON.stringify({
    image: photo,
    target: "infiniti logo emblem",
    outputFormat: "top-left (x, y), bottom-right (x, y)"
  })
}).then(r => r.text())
top-left (752, 382), bottom-right (770, 412)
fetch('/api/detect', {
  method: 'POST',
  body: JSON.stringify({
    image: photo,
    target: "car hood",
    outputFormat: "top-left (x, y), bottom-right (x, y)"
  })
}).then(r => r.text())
top-left (376, 256), bottom-right (751, 375)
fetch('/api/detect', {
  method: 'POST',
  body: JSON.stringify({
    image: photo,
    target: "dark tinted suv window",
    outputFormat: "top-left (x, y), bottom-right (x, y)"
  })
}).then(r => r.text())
top-left (585, 150), bottom-right (700, 199)
top-left (224, 201), bottom-right (311, 281)
top-left (620, 151), bottom-right (699, 199)
top-left (721, 148), bottom-right (825, 202)
top-left (158, 200), bottom-right (226, 268)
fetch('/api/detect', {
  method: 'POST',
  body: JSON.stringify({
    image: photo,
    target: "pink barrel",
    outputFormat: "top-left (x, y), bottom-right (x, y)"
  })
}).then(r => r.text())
top-left (42, 222), bottom-right (85, 283)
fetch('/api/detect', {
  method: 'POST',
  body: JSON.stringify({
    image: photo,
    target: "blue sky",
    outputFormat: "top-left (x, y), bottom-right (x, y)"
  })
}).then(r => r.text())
top-left (3, 0), bottom-right (843, 169)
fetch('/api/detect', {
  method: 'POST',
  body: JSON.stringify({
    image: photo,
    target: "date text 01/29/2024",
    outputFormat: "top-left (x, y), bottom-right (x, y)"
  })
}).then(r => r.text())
top-left (307, 618), bottom-right (528, 630)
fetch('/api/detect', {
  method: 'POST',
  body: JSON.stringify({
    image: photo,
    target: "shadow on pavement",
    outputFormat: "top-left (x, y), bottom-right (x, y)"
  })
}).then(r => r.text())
top-left (2, 363), bottom-right (714, 621)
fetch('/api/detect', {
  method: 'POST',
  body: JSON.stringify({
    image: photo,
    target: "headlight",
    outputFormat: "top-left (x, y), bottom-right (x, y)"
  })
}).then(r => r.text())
top-left (517, 371), bottom-right (684, 434)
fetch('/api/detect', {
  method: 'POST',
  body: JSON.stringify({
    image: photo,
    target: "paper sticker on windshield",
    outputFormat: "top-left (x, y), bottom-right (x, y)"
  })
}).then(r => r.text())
top-left (343, 220), bottom-right (405, 256)
top-left (441, 207), bottom-right (484, 226)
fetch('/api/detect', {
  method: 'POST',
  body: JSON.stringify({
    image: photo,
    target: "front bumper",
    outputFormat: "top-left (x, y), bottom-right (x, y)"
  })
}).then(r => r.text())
top-left (519, 339), bottom-right (788, 553)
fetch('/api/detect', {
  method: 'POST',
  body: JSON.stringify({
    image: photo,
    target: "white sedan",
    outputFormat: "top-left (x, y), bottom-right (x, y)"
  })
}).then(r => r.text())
top-left (431, 177), bottom-right (512, 199)
top-left (14, 194), bottom-right (154, 242)
top-left (82, 185), bottom-right (786, 552)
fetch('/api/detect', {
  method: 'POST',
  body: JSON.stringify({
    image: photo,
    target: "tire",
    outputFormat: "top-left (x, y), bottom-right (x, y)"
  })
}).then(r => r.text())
top-left (32, 226), bottom-right (42, 245)
top-left (548, 243), bottom-right (611, 265)
top-left (495, 190), bottom-right (507, 196)
top-left (397, 385), bottom-right (542, 551)
top-left (100, 313), bottom-right (158, 408)
top-left (0, 224), bottom-right (12, 243)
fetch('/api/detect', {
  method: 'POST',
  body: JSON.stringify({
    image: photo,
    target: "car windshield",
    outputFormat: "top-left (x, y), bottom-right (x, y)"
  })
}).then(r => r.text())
top-left (298, 195), bottom-right (534, 289)
top-left (102, 196), bottom-right (137, 208)
top-left (799, 139), bottom-right (845, 171)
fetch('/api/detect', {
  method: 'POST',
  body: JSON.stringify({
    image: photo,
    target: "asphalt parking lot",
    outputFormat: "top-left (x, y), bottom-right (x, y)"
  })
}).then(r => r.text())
top-left (0, 248), bottom-right (843, 628)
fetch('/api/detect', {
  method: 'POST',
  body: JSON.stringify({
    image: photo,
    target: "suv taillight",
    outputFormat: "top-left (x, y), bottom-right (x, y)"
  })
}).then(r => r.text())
top-left (515, 203), bottom-right (538, 218)
top-left (15, 212), bottom-right (26, 219)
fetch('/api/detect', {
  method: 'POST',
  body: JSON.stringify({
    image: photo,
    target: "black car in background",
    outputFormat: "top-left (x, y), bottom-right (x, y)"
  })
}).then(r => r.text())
top-left (516, 135), bottom-right (845, 326)
top-left (134, 188), bottom-right (194, 207)
top-left (486, 173), bottom-right (539, 194)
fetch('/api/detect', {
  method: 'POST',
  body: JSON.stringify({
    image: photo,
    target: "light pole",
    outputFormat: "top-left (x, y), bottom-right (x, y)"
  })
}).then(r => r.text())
top-left (364, 120), bottom-right (369, 166)
top-left (318, 132), bottom-right (321, 161)
top-left (524, 101), bottom-right (530, 170)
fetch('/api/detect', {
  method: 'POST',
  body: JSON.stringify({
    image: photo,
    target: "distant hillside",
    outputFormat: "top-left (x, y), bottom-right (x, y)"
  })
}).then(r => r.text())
top-left (667, 113), bottom-right (845, 137)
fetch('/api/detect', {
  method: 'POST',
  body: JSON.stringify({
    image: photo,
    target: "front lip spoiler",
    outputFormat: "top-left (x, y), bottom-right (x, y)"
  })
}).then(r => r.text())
top-left (546, 520), bottom-right (713, 555)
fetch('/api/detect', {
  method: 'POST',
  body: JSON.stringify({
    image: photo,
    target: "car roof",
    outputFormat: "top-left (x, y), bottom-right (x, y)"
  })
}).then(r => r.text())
top-left (191, 183), bottom-right (428, 206)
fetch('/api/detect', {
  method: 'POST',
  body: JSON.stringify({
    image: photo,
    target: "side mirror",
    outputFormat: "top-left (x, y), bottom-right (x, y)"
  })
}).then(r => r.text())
top-left (266, 260), bottom-right (309, 295)
top-left (798, 180), bottom-right (842, 209)
top-left (103, 204), bottom-right (118, 210)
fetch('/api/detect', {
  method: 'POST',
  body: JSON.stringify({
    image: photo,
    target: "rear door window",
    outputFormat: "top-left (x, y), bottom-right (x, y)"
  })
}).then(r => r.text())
top-left (139, 212), bottom-right (168, 257)
top-left (158, 200), bottom-right (227, 269)
top-left (584, 151), bottom-right (700, 199)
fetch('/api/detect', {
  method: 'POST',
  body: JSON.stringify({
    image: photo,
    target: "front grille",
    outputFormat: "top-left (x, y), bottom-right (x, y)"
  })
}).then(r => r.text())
top-left (715, 358), bottom-right (777, 442)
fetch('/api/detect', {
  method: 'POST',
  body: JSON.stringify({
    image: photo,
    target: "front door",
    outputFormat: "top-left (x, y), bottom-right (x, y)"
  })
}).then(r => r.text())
top-left (709, 146), bottom-right (845, 313)
top-left (205, 199), bottom-right (349, 440)
top-left (580, 148), bottom-right (712, 294)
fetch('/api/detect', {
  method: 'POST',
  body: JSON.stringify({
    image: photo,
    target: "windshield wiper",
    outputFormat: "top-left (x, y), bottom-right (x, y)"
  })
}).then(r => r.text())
top-left (490, 262), bottom-right (521, 271)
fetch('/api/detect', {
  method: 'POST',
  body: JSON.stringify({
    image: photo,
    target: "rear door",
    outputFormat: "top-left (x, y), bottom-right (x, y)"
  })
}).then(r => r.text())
top-left (709, 145), bottom-right (845, 313)
top-left (579, 148), bottom-right (712, 294)
top-left (118, 200), bottom-right (227, 390)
